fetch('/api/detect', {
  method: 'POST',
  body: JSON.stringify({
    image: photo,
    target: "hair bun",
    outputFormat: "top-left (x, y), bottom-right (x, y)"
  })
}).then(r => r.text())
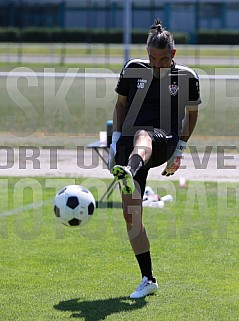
top-left (150, 19), bottom-right (163, 33)
top-left (147, 19), bottom-right (175, 50)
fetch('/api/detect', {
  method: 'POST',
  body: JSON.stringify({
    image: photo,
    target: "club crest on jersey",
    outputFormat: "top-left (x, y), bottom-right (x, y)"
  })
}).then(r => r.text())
top-left (137, 79), bottom-right (147, 89)
top-left (169, 83), bottom-right (179, 96)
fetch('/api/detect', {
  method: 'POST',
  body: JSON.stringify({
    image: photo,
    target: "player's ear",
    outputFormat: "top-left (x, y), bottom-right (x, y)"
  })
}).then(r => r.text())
top-left (171, 49), bottom-right (176, 58)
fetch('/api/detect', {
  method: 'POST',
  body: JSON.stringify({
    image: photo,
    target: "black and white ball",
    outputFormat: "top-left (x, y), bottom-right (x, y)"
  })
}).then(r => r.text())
top-left (54, 185), bottom-right (95, 227)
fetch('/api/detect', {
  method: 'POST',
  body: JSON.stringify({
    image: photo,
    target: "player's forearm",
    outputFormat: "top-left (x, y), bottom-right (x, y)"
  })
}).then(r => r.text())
top-left (180, 109), bottom-right (198, 142)
top-left (113, 102), bottom-right (126, 132)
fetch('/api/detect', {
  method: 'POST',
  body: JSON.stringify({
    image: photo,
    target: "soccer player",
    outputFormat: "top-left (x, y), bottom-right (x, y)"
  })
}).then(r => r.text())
top-left (108, 19), bottom-right (201, 298)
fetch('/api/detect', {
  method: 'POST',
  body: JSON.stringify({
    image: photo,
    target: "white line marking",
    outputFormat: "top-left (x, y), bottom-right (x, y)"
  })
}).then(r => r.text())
top-left (0, 71), bottom-right (238, 80)
top-left (0, 72), bottom-right (117, 78)
top-left (0, 199), bottom-right (52, 217)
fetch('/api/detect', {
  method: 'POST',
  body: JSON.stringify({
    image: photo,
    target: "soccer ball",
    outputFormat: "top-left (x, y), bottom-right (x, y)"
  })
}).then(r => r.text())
top-left (53, 185), bottom-right (95, 227)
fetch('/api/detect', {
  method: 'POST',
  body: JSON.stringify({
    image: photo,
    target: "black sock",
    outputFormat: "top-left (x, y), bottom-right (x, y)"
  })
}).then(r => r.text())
top-left (135, 251), bottom-right (154, 281)
top-left (128, 154), bottom-right (144, 177)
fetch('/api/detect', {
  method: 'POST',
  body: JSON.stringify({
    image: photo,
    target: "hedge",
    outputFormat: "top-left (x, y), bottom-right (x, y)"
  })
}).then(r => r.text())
top-left (197, 30), bottom-right (239, 45)
top-left (1, 27), bottom-right (239, 45)
top-left (0, 28), bottom-right (20, 42)
top-left (0, 27), bottom-right (189, 44)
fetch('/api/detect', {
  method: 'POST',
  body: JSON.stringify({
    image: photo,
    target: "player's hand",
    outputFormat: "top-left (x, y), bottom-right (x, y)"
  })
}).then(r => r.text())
top-left (108, 131), bottom-right (121, 172)
top-left (162, 140), bottom-right (186, 176)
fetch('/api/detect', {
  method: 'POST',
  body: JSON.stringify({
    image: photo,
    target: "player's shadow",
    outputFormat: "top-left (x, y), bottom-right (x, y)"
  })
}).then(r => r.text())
top-left (54, 296), bottom-right (147, 321)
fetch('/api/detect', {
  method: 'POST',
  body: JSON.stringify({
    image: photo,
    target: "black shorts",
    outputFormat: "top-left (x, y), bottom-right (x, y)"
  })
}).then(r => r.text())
top-left (115, 128), bottom-right (178, 197)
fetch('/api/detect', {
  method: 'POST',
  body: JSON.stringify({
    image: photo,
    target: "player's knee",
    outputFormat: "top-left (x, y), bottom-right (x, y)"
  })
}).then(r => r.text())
top-left (134, 129), bottom-right (149, 140)
top-left (134, 130), bottom-right (152, 146)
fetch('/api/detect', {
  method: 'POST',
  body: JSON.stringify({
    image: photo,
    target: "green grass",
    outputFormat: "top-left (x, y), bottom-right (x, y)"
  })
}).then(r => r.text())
top-left (1, 43), bottom-right (239, 57)
top-left (1, 64), bottom-right (239, 150)
top-left (0, 43), bottom-right (239, 150)
top-left (0, 177), bottom-right (239, 320)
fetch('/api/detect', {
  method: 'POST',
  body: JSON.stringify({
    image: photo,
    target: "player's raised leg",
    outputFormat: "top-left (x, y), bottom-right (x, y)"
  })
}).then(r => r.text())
top-left (112, 130), bottom-right (152, 195)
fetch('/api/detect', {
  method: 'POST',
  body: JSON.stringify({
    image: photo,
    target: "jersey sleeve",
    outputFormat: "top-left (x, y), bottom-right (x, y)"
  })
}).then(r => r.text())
top-left (187, 73), bottom-right (201, 106)
top-left (115, 67), bottom-right (129, 97)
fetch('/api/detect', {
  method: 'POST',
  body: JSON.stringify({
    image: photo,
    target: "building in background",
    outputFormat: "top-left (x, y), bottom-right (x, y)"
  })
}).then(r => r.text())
top-left (1, 0), bottom-right (239, 43)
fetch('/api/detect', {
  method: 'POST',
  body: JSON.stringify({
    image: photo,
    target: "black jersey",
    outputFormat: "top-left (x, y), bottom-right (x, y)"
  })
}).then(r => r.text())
top-left (115, 59), bottom-right (201, 137)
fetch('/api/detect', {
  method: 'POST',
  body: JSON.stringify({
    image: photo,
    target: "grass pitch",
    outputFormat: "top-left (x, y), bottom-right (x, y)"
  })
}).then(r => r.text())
top-left (0, 46), bottom-right (239, 320)
top-left (0, 177), bottom-right (239, 321)
top-left (1, 65), bottom-right (239, 151)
